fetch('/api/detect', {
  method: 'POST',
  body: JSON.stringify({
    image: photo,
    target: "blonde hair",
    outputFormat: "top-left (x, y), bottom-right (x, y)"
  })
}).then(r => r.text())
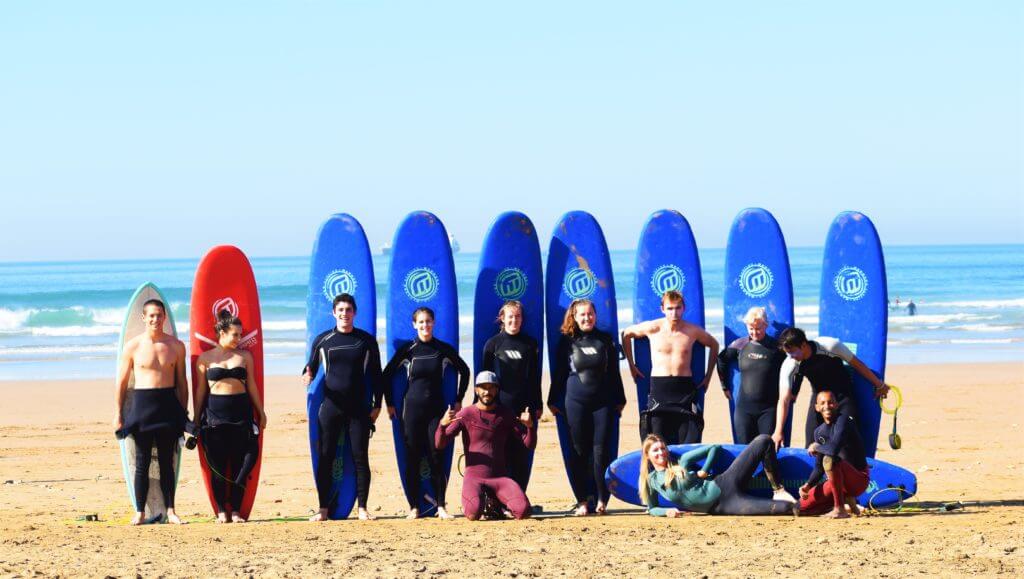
top-left (638, 434), bottom-right (686, 505)
top-left (560, 299), bottom-right (595, 338)
top-left (661, 290), bottom-right (684, 307)
top-left (743, 306), bottom-right (768, 326)
top-left (496, 300), bottom-right (524, 329)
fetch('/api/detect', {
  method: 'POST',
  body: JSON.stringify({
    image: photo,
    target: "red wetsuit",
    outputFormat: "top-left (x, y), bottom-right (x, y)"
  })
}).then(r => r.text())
top-left (435, 405), bottom-right (536, 520)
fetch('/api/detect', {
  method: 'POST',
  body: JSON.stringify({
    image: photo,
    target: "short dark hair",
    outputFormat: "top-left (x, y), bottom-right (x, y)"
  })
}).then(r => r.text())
top-left (778, 327), bottom-right (808, 350)
top-left (142, 299), bottom-right (166, 314)
top-left (412, 307), bottom-right (435, 322)
top-left (333, 293), bottom-right (357, 311)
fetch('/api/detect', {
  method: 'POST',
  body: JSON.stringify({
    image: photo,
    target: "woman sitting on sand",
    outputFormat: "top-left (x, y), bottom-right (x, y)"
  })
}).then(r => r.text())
top-left (638, 434), bottom-right (798, 517)
top-left (194, 310), bottom-right (267, 523)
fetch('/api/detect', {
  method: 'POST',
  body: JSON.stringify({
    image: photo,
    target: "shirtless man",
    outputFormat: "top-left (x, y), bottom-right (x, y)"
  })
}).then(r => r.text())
top-left (622, 290), bottom-right (719, 444)
top-left (114, 299), bottom-right (190, 525)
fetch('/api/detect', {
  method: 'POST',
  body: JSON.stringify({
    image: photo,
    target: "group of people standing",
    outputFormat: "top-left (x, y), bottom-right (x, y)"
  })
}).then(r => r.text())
top-left (114, 287), bottom-right (888, 525)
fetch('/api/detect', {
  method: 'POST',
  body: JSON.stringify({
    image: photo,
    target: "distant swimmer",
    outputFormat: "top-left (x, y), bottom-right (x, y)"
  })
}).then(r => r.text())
top-left (435, 371), bottom-right (536, 520)
top-left (906, 300), bottom-right (917, 316)
top-left (302, 294), bottom-right (384, 522)
top-left (772, 327), bottom-right (890, 451)
top-left (622, 290), bottom-right (719, 445)
top-left (195, 310), bottom-right (267, 523)
top-left (716, 307), bottom-right (786, 443)
top-left (799, 391), bottom-right (870, 518)
top-left (114, 299), bottom-right (190, 526)
top-left (548, 298), bottom-right (625, 516)
top-left (383, 306), bottom-right (471, 520)
top-left (481, 300), bottom-right (542, 492)
top-left (638, 434), bottom-right (797, 517)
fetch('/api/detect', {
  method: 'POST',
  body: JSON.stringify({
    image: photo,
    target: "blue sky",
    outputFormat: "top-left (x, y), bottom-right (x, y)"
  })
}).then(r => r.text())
top-left (1, 1), bottom-right (1020, 261)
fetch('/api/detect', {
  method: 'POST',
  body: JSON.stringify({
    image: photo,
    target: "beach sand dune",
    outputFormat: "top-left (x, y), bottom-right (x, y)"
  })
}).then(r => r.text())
top-left (1, 362), bottom-right (1022, 577)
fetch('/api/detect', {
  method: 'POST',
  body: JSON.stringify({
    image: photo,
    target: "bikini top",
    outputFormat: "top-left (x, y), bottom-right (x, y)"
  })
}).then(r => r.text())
top-left (207, 365), bottom-right (247, 383)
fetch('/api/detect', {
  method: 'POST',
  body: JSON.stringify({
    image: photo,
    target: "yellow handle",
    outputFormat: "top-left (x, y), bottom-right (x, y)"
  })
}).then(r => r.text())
top-left (879, 384), bottom-right (903, 415)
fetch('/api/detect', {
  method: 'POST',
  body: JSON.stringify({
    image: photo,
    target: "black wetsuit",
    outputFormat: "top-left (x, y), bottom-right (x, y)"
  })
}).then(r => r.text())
top-left (780, 338), bottom-right (860, 446)
top-left (645, 376), bottom-right (702, 445)
top-left (481, 330), bottom-right (542, 491)
top-left (717, 336), bottom-right (786, 443)
top-left (201, 366), bottom-right (259, 513)
top-left (548, 329), bottom-right (625, 505)
top-left (383, 338), bottom-right (470, 510)
top-left (304, 328), bottom-right (384, 510)
top-left (116, 387), bottom-right (187, 513)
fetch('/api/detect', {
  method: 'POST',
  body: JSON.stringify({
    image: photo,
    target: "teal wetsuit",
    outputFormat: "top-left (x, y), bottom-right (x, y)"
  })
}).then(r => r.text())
top-left (645, 435), bottom-right (794, 516)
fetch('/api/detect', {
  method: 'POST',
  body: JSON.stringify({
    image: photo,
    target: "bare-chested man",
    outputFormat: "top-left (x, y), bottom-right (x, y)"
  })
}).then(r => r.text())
top-left (114, 299), bottom-right (190, 525)
top-left (622, 290), bottom-right (719, 444)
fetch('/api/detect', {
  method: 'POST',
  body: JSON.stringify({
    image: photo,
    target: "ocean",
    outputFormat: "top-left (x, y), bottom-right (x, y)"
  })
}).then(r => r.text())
top-left (0, 244), bottom-right (1020, 380)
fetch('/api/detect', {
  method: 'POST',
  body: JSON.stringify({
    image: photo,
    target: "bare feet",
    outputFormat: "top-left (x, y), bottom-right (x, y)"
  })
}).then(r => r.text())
top-left (595, 501), bottom-right (607, 515)
top-left (166, 509), bottom-right (186, 525)
top-left (406, 508), bottom-right (420, 520)
top-left (216, 512), bottom-right (229, 524)
top-left (573, 502), bottom-right (589, 517)
top-left (230, 512), bottom-right (246, 523)
top-left (357, 508), bottom-right (375, 521)
top-left (845, 498), bottom-right (862, 517)
top-left (309, 508), bottom-right (329, 522)
top-left (437, 506), bottom-right (455, 520)
top-left (822, 508), bottom-right (850, 519)
top-left (792, 503), bottom-right (801, 518)
top-left (129, 512), bottom-right (145, 526)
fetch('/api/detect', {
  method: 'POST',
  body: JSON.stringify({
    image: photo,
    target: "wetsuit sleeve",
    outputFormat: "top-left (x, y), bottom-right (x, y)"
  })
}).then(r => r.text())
top-left (303, 330), bottom-right (331, 376)
top-left (548, 337), bottom-right (571, 407)
top-left (604, 333), bottom-right (626, 406)
top-left (435, 409), bottom-right (466, 449)
top-left (365, 335), bottom-right (386, 408)
top-left (513, 412), bottom-right (537, 450)
top-left (806, 455), bottom-right (826, 488)
top-left (442, 343), bottom-right (472, 403)
top-left (529, 339), bottom-right (543, 412)
top-left (680, 445), bottom-right (717, 472)
top-left (817, 337), bottom-right (854, 363)
top-left (780, 357), bottom-right (801, 398)
top-left (481, 336), bottom-right (498, 372)
top-left (817, 416), bottom-right (852, 458)
top-left (381, 342), bottom-right (413, 407)
top-left (645, 478), bottom-right (669, 517)
top-left (716, 338), bottom-right (743, 388)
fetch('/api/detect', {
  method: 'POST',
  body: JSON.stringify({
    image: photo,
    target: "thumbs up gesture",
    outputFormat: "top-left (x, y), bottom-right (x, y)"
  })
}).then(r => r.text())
top-left (440, 404), bottom-right (459, 427)
top-left (519, 407), bottom-right (533, 427)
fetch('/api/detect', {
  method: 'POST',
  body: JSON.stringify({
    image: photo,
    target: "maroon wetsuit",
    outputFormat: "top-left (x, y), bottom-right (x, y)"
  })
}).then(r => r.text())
top-left (435, 405), bottom-right (536, 520)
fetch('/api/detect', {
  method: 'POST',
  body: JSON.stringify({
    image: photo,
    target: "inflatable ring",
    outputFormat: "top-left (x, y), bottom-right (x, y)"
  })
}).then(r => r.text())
top-left (879, 384), bottom-right (902, 415)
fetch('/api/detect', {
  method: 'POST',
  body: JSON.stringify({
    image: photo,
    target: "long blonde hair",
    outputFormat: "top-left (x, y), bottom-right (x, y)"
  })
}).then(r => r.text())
top-left (560, 299), bottom-right (595, 338)
top-left (638, 434), bottom-right (686, 505)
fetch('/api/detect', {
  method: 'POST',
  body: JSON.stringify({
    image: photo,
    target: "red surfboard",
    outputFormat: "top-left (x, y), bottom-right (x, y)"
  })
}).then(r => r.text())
top-left (189, 245), bottom-right (264, 519)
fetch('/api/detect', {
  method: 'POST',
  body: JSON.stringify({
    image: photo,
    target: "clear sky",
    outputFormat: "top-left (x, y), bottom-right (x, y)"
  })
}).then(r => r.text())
top-left (1, 1), bottom-right (1020, 261)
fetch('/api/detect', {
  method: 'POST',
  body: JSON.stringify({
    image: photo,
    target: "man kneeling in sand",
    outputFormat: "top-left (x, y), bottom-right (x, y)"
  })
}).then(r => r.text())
top-left (799, 391), bottom-right (870, 519)
top-left (435, 372), bottom-right (536, 520)
top-left (622, 290), bottom-right (719, 443)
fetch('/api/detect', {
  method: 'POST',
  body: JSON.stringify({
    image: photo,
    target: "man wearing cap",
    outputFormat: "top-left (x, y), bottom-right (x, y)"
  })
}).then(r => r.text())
top-left (435, 371), bottom-right (537, 520)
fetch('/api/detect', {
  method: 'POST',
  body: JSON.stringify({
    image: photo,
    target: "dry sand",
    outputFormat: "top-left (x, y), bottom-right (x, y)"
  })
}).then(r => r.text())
top-left (1, 362), bottom-right (1022, 577)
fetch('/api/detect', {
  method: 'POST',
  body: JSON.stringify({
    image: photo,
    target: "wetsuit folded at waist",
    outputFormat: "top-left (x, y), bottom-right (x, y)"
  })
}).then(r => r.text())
top-left (648, 376), bottom-right (698, 411)
top-left (205, 393), bottom-right (253, 429)
top-left (117, 387), bottom-right (186, 439)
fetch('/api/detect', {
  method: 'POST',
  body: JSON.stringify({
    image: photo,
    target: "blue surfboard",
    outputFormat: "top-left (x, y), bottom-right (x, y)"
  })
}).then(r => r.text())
top-left (723, 208), bottom-right (795, 444)
top-left (545, 210), bottom-right (620, 504)
top-left (819, 212), bottom-right (888, 457)
top-left (387, 211), bottom-right (459, 516)
top-left (606, 443), bottom-right (916, 509)
top-left (473, 211), bottom-right (543, 488)
top-left (632, 210), bottom-right (707, 440)
top-left (305, 213), bottom-right (376, 519)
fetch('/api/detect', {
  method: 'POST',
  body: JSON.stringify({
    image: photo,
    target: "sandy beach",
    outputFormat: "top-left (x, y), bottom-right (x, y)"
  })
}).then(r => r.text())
top-left (1, 361), bottom-right (1022, 577)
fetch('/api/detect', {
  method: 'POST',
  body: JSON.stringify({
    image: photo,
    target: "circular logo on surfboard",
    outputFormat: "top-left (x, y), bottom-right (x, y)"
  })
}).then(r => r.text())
top-left (833, 266), bottom-right (869, 301)
top-left (563, 268), bottom-right (597, 299)
top-left (494, 267), bottom-right (528, 300)
top-left (322, 269), bottom-right (358, 302)
top-left (212, 297), bottom-right (238, 318)
top-left (739, 263), bottom-right (774, 299)
top-left (404, 267), bottom-right (440, 302)
top-left (650, 264), bottom-right (685, 296)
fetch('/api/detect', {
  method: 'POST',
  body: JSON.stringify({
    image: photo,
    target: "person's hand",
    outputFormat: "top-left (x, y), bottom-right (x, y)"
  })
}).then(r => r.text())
top-left (440, 405), bottom-right (459, 427)
top-left (799, 484), bottom-right (811, 501)
top-left (369, 407), bottom-right (381, 424)
top-left (519, 408), bottom-right (533, 427)
top-left (629, 364), bottom-right (645, 381)
top-left (663, 508), bottom-right (685, 518)
top-left (547, 404), bottom-right (560, 416)
top-left (386, 406), bottom-right (396, 420)
top-left (615, 404), bottom-right (625, 416)
top-left (807, 442), bottom-right (821, 457)
top-left (698, 379), bottom-right (710, 391)
top-left (771, 432), bottom-right (784, 451)
top-left (722, 389), bottom-right (732, 400)
top-left (113, 413), bottom-right (123, 430)
top-left (258, 412), bottom-right (268, 430)
top-left (697, 470), bottom-right (709, 479)
top-left (453, 402), bottom-right (463, 412)
top-left (874, 382), bottom-right (890, 399)
top-left (301, 370), bottom-right (312, 387)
